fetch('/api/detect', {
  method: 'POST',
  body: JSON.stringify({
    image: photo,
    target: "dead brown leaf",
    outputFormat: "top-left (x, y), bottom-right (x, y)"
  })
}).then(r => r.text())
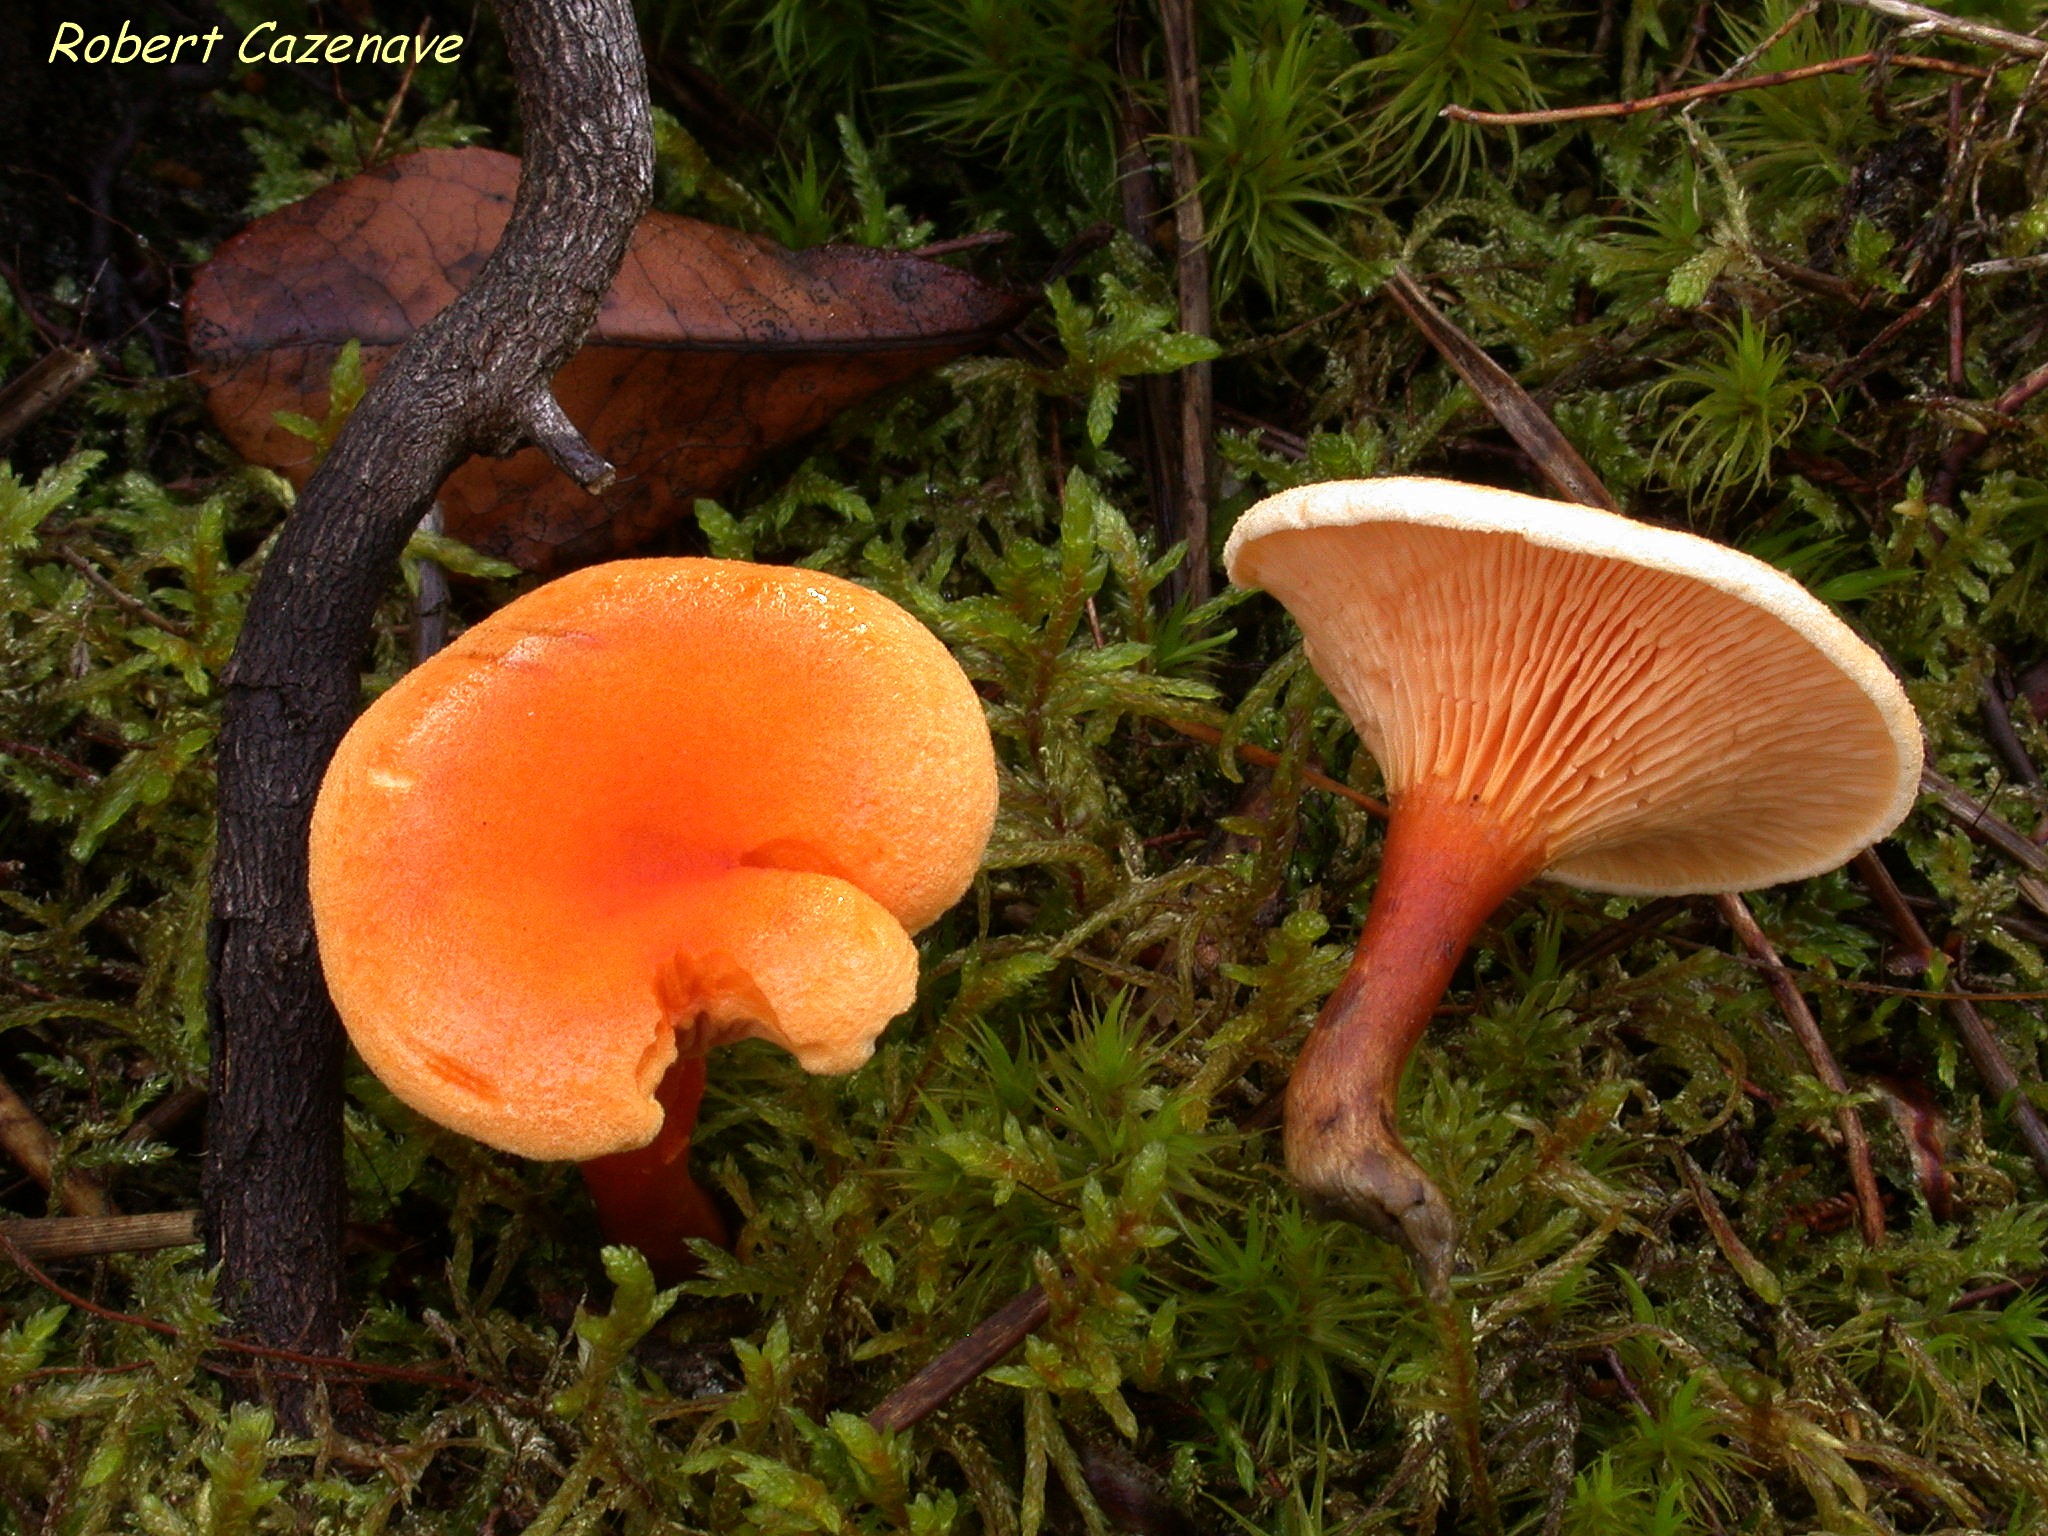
top-left (186, 148), bottom-right (1030, 571)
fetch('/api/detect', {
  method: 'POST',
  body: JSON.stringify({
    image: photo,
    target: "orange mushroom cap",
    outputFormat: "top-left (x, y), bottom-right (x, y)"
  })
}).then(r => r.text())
top-left (310, 559), bottom-right (997, 1162)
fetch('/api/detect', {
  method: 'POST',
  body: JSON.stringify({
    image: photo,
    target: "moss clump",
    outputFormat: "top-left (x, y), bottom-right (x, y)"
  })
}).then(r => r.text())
top-left (6, 1), bottom-right (2048, 1530)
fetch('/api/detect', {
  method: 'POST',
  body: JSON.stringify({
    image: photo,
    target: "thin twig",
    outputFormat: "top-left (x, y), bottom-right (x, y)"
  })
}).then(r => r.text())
top-left (1831, 0), bottom-right (2048, 59)
top-left (1932, 358), bottom-right (2048, 507)
top-left (1718, 894), bottom-right (1887, 1246)
top-left (122, 1086), bottom-right (205, 1147)
top-left (867, 1285), bottom-right (1051, 1433)
top-left (1822, 266), bottom-right (1961, 390)
top-left (1382, 268), bottom-right (1618, 511)
top-left (413, 505), bottom-right (451, 664)
top-left (1159, 0), bottom-right (1213, 606)
top-left (1981, 679), bottom-right (2042, 789)
top-left (1858, 852), bottom-right (1937, 973)
top-left (1920, 766), bottom-right (2048, 878)
top-left (0, 739), bottom-right (98, 780)
top-left (908, 230), bottom-right (1015, 259)
top-left (1851, 851), bottom-right (2048, 1185)
top-left (1443, 52), bottom-right (1986, 126)
top-left (1964, 253), bottom-right (2048, 277)
top-left (0, 347), bottom-right (99, 449)
top-left (51, 545), bottom-right (193, 637)
top-left (0, 1072), bottom-right (109, 1218)
top-left (364, 21), bottom-right (434, 166)
top-left (1160, 717), bottom-right (1389, 817)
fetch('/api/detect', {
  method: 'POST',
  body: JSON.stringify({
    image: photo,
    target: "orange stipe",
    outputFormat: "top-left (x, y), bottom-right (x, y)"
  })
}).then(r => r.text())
top-left (580, 1054), bottom-right (728, 1280)
top-left (310, 558), bottom-right (996, 1275)
top-left (1284, 788), bottom-right (1546, 1290)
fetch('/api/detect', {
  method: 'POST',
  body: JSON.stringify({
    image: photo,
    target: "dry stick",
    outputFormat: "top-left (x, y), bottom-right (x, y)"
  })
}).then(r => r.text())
top-left (0, 1210), bottom-right (198, 1261)
top-left (1852, 850), bottom-right (2048, 1185)
top-left (1719, 894), bottom-right (1888, 1246)
top-left (52, 544), bottom-right (193, 638)
top-left (1158, 0), bottom-right (1213, 607)
top-left (1822, 265), bottom-right (1961, 391)
top-left (204, 0), bottom-right (652, 1401)
top-left (1380, 276), bottom-right (1891, 1250)
top-left (1381, 269), bottom-right (1618, 512)
top-left (1981, 680), bottom-right (2042, 790)
top-left (0, 1072), bottom-right (109, 1218)
top-left (1112, 7), bottom-right (1182, 550)
top-left (1442, 52), bottom-right (1986, 126)
top-left (363, 20), bottom-right (433, 167)
top-left (867, 1285), bottom-right (1052, 1434)
top-left (1920, 765), bottom-right (2048, 880)
top-left (0, 347), bottom-right (98, 450)
top-left (1833, 0), bottom-right (2048, 58)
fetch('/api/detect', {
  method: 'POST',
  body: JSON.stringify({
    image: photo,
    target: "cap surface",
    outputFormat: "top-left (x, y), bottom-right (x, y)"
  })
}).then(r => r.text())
top-left (1225, 477), bottom-right (1921, 895)
top-left (310, 559), bottom-right (997, 1160)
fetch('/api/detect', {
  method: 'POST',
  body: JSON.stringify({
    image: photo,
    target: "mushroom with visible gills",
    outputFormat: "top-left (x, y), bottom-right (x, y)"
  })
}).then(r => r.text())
top-left (1224, 477), bottom-right (1922, 1290)
top-left (309, 559), bottom-right (998, 1281)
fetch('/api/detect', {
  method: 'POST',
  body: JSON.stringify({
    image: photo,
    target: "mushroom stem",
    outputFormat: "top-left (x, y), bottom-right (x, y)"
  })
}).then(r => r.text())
top-left (579, 1053), bottom-right (729, 1282)
top-left (1284, 788), bottom-right (1544, 1291)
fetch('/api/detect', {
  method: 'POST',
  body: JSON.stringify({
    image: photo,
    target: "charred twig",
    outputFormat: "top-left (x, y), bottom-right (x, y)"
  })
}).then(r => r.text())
top-left (204, 0), bottom-right (653, 1397)
top-left (867, 1285), bottom-right (1051, 1433)
top-left (1719, 894), bottom-right (1887, 1246)
top-left (1443, 52), bottom-right (1986, 126)
top-left (1851, 850), bottom-right (2048, 1186)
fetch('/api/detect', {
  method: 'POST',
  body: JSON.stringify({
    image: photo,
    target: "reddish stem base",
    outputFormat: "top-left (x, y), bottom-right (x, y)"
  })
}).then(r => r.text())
top-left (579, 1053), bottom-right (729, 1283)
top-left (1285, 788), bottom-right (1543, 1291)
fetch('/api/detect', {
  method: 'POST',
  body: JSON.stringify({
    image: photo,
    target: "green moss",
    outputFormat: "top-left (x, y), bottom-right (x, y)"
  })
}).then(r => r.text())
top-left (7, 0), bottom-right (2048, 1530)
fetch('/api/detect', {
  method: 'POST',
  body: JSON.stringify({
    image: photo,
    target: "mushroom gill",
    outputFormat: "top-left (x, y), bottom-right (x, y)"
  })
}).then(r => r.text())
top-left (1226, 477), bottom-right (1921, 1288)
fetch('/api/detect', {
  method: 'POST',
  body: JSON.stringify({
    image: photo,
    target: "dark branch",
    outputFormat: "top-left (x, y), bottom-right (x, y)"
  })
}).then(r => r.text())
top-left (202, 0), bottom-right (652, 1403)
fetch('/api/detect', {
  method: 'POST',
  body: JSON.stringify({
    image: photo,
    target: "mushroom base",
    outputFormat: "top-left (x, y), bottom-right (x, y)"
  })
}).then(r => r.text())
top-left (579, 1052), bottom-right (730, 1283)
top-left (1284, 787), bottom-right (1545, 1292)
